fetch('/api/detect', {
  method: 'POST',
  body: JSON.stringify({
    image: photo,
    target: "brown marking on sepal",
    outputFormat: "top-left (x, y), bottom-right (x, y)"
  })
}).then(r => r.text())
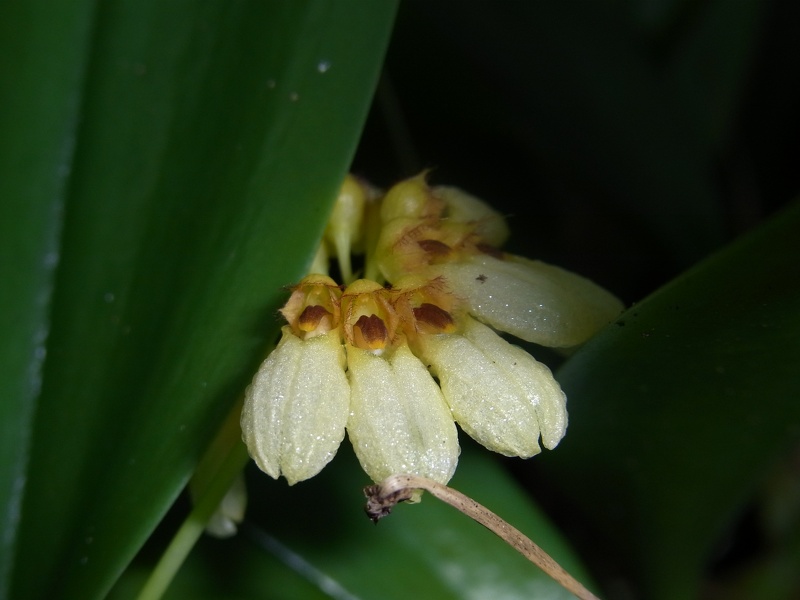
top-left (413, 303), bottom-right (456, 333)
top-left (476, 243), bottom-right (504, 259)
top-left (353, 314), bottom-right (389, 350)
top-left (418, 239), bottom-right (452, 257)
top-left (297, 304), bottom-right (332, 332)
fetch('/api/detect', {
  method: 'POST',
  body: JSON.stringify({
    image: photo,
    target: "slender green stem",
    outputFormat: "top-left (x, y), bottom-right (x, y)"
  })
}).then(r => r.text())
top-left (136, 402), bottom-right (250, 600)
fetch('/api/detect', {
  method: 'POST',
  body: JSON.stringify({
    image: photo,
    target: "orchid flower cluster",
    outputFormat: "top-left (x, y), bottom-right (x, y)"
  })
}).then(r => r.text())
top-left (241, 174), bottom-right (623, 489)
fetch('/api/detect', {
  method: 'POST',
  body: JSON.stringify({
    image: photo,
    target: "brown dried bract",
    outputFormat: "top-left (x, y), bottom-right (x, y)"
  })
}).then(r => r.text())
top-left (363, 483), bottom-right (416, 524)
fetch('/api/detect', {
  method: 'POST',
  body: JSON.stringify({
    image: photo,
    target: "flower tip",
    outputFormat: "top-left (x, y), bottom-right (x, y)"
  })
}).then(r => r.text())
top-left (432, 255), bottom-right (623, 348)
top-left (418, 316), bottom-right (568, 459)
top-left (434, 185), bottom-right (510, 247)
top-left (346, 343), bottom-right (460, 486)
top-left (241, 328), bottom-right (350, 487)
top-left (380, 172), bottom-right (442, 223)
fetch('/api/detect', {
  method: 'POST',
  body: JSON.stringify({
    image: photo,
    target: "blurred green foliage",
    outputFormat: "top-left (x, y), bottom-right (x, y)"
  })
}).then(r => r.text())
top-left (2, 1), bottom-right (799, 599)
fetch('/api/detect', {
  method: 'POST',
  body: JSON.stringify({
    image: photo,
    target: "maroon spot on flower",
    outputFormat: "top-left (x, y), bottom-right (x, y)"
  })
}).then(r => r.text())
top-left (413, 303), bottom-right (456, 333)
top-left (418, 239), bottom-right (452, 257)
top-left (354, 314), bottom-right (389, 350)
top-left (298, 305), bottom-right (332, 332)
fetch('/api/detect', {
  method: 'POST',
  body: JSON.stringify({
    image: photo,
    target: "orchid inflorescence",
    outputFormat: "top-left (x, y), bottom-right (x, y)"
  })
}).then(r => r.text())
top-left (241, 174), bottom-right (623, 489)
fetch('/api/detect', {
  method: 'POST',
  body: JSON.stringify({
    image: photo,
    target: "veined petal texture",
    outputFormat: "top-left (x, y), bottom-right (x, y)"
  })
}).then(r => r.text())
top-left (420, 317), bottom-right (567, 457)
top-left (241, 327), bottom-right (350, 485)
top-left (434, 254), bottom-right (623, 347)
top-left (346, 343), bottom-right (459, 484)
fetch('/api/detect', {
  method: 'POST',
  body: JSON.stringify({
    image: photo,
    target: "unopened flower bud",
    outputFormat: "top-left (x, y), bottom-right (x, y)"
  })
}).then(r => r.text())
top-left (325, 175), bottom-right (367, 284)
top-left (380, 173), bottom-right (444, 223)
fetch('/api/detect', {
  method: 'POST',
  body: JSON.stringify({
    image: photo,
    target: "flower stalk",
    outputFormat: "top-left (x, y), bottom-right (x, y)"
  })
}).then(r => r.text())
top-left (364, 474), bottom-right (602, 600)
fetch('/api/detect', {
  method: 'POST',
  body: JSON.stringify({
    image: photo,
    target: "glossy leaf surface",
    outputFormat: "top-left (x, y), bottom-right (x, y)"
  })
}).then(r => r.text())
top-left (0, 1), bottom-right (96, 594)
top-left (3, 2), bottom-right (396, 598)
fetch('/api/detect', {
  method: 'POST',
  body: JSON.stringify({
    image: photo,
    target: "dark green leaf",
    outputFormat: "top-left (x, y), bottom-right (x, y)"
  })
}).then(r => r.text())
top-left (0, 3), bottom-right (95, 596)
top-left (538, 200), bottom-right (800, 598)
top-left (5, 2), bottom-right (396, 598)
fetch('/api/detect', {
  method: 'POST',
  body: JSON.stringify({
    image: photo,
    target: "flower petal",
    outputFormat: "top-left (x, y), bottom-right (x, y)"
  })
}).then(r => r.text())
top-left (435, 185), bottom-right (510, 247)
top-left (432, 254), bottom-right (624, 347)
top-left (463, 317), bottom-right (568, 450)
top-left (346, 343), bottom-right (459, 484)
top-left (241, 327), bottom-right (349, 485)
top-left (419, 317), bottom-right (567, 457)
